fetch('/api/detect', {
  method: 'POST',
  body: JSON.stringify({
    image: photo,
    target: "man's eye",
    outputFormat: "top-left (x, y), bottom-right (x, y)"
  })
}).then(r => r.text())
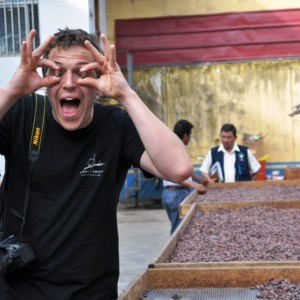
top-left (55, 70), bottom-right (61, 77)
top-left (79, 72), bottom-right (86, 79)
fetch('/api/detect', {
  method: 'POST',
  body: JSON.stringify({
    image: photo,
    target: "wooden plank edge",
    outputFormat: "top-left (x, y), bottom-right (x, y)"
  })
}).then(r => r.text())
top-left (117, 269), bottom-right (148, 300)
top-left (180, 199), bottom-right (300, 216)
top-left (149, 204), bottom-right (197, 266)
top-left (179, 189), bottom-right (197, 217)
top-left (147, 267), bottom-right (300, 289)
top-left (205, 179), bottom-right (300, 189)
top-left (153, 260), bottom-right (300, 269)
top-left (179, 180), bottom-right (300, 209)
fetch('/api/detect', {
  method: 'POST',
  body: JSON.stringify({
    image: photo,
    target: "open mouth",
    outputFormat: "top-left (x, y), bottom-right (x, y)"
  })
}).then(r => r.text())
top-left (61, 98), bottom-right (80, 114)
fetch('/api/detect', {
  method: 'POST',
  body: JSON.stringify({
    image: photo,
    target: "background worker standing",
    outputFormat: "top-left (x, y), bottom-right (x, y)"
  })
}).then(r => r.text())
top-left (200, 123), bottom-right (261, 183)
top-left (162, 120), bottom-right (207, 235)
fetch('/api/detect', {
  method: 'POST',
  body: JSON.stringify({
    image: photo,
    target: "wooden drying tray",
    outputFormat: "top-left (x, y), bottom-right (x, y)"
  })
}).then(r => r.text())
top-left (179, 179), bottom-right (300, 217)
top-left (118, 202), bottom-right (300, 299)
top-left (149, 203), bottom-right (300, 283)
top-left (117, 269), bottom-right (148, 300)
top-left (117, 265), bottom-right (300, 299)
top-left (118, 263), bottom-right (300, 299)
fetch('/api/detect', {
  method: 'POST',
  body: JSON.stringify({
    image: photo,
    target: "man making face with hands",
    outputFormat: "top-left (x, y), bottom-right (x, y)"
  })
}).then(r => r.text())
top-left (0, 28), bottom-right (193, 300)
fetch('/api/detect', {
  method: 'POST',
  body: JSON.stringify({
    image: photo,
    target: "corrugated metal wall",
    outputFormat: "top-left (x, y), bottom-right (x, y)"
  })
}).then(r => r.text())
top-left (107, 0), bottom-right (300, 44)
top-left (115, 9), bottom-right (300, 66)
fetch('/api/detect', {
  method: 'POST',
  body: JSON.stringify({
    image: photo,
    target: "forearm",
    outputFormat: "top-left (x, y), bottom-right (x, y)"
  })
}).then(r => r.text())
top-left (121, 90), bottom-right (193, 182)
top-left (0, 86), bottom-right (20, 121)
top-left (201, 171), bottom-right (215, 183)
top-left (181, 179), bottom-right (207, 194)
top-left (181, 179), bottom-right (197, 189)
top-left (192, 172), bottom-right (208, 185)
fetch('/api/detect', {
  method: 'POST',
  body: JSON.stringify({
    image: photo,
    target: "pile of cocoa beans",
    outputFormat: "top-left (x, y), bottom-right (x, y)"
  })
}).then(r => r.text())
top-left (253, 278), bottom-right (300, 299)
top-left (168, 206), bottom-right (300, 263)
top-left (193, 185), bottom-right (300, 203)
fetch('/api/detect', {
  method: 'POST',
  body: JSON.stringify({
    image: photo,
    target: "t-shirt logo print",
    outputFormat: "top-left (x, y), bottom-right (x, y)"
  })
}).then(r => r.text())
top-left (80, 154), bottom-right (105, 177)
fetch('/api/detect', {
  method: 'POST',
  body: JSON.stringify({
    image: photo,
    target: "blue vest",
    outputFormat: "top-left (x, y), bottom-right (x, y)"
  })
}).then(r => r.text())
top-left (211, 145), bottom-right (251, 182)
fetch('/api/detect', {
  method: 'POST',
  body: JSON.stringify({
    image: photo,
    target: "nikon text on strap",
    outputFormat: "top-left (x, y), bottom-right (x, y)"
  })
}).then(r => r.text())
top-left (29, 94), bottom-right (46, 162)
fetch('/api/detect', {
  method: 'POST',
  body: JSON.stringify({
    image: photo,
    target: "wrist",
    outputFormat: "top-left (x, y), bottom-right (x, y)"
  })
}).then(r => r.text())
top-left (0, 85), bottom-right (20, 103)
top-left (115, 87), bottom-right (137, 105)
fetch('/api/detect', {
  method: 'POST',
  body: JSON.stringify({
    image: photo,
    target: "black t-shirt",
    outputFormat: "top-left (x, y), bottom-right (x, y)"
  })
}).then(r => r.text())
top-left (0, 94), bottom-right (148, 299)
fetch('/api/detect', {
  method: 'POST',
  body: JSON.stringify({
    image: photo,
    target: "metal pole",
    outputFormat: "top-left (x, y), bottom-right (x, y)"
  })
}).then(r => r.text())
top-left (126, 51), bottom-right (133, 88)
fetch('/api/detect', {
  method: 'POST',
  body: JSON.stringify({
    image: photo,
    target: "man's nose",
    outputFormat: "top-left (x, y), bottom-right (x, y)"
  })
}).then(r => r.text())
top-left (63, 71), bottom-right (77, 89)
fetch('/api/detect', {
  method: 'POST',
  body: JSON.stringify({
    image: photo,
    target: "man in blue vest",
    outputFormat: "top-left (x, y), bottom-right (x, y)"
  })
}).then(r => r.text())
top-left (200, 124), bottom-right (261, 183)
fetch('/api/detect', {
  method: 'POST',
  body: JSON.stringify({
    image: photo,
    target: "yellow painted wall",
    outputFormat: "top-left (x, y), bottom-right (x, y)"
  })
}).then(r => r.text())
top-left (106, 0), bottom-right (300, 44)
top-left (131, 59), bottom-right (300, 163)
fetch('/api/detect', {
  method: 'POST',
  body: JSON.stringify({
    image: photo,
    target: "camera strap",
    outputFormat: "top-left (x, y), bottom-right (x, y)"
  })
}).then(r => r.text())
top-left (0, 94), bottom-right (46, 242)
top-left (18, 94), bottom-right (47, 243)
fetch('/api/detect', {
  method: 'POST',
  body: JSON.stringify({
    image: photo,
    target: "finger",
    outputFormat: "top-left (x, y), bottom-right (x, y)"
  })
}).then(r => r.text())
top-left (33, 34), bottom-right (56, 59)
top-left (77, 77), bottom-right (97, 89)
top-left (20, 41), bottom-right (28, 64)
top-left (84, 41), bottom-right (106, 64)
top-left (99, 34), bottom-right (118, 70)
top-left (79, 61), bottom-right (103, 74)
top-left (100, 34), bottom-right (111, 60)
top-left (109, 44), bottom-right (118, 69)
top-left (37, 58), bottom-right (60, 70)
top-left (26, 29), bottom-right (36, 60)
top-left (40, 76), bottom-right (60, 87)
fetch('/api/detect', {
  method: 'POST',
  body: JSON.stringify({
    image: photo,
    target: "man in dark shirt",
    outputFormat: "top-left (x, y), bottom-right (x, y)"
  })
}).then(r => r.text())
top-left (0, 28), bottom-right (193, 299)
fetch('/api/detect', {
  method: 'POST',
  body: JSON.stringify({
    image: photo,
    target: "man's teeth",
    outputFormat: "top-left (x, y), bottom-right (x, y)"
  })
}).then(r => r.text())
top-left (65, 98), bottom-right (75, 101)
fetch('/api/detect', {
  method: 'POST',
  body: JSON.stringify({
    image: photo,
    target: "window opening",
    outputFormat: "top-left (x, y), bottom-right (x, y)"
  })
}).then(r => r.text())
top-left (0, 0), bottom-right (39, 57)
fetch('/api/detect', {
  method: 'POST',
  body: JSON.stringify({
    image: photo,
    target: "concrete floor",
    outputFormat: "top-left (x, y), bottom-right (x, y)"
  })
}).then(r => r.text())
top-left (117, 200), bottom-right (170, 296)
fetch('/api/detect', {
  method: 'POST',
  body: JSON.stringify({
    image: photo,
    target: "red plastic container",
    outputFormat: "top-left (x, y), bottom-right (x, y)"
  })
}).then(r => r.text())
top-left (257, 160), bottom-right (266, 181)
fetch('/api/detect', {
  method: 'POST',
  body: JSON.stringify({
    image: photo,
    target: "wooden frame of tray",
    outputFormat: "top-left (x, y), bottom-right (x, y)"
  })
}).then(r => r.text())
top-left (117, 269), bottom-right (148, 300)
top-left (118, 263), bottom-right (300, 299)
top-left (180, 179), bottom-right (300, 217)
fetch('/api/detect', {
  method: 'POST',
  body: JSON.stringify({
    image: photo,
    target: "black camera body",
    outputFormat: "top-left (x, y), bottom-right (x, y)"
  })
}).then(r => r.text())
top-left (0, 235), bottom-right (36, 276)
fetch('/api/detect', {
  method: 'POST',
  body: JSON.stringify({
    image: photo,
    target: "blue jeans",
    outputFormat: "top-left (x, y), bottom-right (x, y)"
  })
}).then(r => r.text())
top-left (162, 188), bottom-right (189, 235)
